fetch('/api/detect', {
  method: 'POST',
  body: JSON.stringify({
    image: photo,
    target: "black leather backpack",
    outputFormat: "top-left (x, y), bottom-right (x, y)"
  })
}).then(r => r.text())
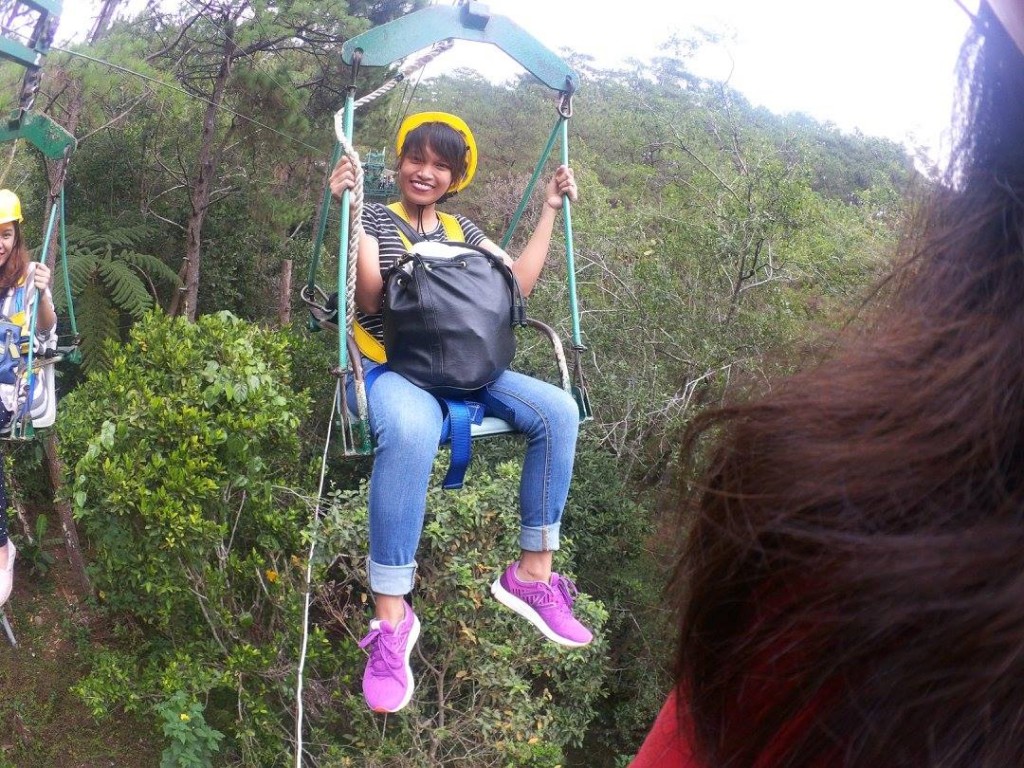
top-left (381, 209), bottom-right (527, 397)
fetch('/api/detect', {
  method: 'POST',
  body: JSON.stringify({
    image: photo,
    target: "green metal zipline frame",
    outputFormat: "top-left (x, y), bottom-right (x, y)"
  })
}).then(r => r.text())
top-left (304, 3), bottom-right (591, 456)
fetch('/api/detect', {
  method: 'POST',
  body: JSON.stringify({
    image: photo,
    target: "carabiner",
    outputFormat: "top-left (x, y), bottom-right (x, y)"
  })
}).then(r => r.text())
top-left (557, 89), bottom-right (573, 119)
top-left (348, 48), bottom-right (363, 89)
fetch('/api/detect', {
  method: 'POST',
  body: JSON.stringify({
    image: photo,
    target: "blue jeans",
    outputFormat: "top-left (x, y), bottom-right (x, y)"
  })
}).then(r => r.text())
top-left (347, 361), bottom-right (580, 596)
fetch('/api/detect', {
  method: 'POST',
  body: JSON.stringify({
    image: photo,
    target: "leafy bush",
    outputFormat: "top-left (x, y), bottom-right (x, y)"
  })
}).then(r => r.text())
top-left (157, 692), bottom-right (225, 768)
top-left (58, 311), bottom-right (320, 763)
top-left (565, 440), bottom-right (675, 763)
top-left (57, 311), bottom-right (609, 765)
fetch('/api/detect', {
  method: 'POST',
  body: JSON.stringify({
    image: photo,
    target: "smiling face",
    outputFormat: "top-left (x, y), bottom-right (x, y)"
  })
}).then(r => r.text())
top-left (397, 142), bottom-right (454, 208)
top-left (396, 122), bottom-right (470, 209)
top-left (0, 221), bottom-right (17, 269)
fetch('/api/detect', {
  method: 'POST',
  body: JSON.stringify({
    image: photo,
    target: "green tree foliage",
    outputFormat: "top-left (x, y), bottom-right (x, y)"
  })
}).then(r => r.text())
top-left (426, 54), bottom-right (912, 486)
top-left (133, 0), bottom-right (368, 318)
top-left (1, 6), bottom-right (922, 764)
top-left (49, 223), bottom-right (181, 369)
top-left (55, 310), bottom-right (610, 765)
top-left (156, 692), bottom-right (226, 768)
top-left (345, 0), bottom-right (428, 26)
top-left (310, 455), bottom-right (608, 767)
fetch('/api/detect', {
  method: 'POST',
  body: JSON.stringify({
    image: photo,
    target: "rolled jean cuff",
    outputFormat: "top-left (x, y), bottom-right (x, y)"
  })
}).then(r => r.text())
top-left (368, 559), bottom-right (417, 596)
top-left (520, 522), bottom-right (561, 552)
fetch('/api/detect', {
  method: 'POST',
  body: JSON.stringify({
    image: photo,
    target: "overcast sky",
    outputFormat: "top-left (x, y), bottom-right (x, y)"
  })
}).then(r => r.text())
top-left (58, 0), bottom-right (977, 165)
top-left (434, 0), bottom-right (976, 164)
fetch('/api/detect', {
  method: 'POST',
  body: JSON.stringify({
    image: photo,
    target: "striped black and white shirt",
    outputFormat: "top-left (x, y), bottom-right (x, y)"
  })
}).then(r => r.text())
top-left (357, 202), bottom-right (487, 342)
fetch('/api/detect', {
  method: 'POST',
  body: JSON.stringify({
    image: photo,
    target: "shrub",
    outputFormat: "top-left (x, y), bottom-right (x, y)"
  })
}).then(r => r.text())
top-left (59, 311), bottom-right (323, 763)
top-left (59, 311), bottom-right (610, 765)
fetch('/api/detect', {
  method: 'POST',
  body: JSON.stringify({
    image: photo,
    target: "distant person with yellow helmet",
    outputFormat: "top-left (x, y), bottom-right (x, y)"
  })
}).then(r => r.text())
top-left (0, 188), bottom-right (57, 610)
top-left (330, 112), bottom-right (589, 714)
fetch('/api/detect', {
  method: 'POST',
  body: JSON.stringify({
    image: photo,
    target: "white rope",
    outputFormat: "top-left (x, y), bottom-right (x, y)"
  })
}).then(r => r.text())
top-left (294, 379), bottom-right (341, 768)
top-left (353, 39), bottom-right (454, 110)
top-left (333, 38), bottom-right (454, 332)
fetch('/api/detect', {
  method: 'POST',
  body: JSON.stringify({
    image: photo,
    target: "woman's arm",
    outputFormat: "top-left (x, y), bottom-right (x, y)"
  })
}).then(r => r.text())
top-left (354, 232), bottom-right (384, 314)
top-left (30, 262), bottom-right (56, 331)
top-left (481, 164), bottom-right (578, 297)
top-left (330, 157), bottom-right (384, 314)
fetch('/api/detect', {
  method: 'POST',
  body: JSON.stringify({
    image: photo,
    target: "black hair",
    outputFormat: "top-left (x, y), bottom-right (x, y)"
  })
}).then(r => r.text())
top-left (672, 4), bottom-right (1024, 767)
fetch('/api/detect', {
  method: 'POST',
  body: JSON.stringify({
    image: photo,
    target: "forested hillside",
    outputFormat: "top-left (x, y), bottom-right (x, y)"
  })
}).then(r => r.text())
top-left (0, 2), bottom-right (917, 766)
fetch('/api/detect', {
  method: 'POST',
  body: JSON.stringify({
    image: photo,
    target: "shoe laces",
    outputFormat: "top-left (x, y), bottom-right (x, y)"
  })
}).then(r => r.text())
top-left (554, 574), bottom-right (580, 612)
top-left (359, 622), bottom-right (405, 678)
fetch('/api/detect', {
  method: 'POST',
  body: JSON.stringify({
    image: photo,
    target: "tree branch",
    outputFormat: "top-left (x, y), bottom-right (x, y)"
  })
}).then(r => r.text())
top-left (145, 12), bottom-right (203, 63)
top-left (78, 92), bottom-right (150, 145)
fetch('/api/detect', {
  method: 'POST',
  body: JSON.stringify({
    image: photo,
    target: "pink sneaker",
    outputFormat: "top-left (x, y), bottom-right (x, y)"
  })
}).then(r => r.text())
top-left (0, 540), bottom-right (15, 608)
top-left (357, 601), bottom-right (420, 713)
top-left (490, 563), bottom-right (593, 648)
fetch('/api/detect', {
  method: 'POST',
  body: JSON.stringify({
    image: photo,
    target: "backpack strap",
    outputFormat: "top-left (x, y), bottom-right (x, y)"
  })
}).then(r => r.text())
top-left (383, 205), bottom-right (425, 249)
top-left (351, 206), bottom-right (467, 365)
top-left (351, 206), bottom-right (423, 361)
top-left (369, 205), bottom-right (484, 488)
top-left (385, 201), bottom-right (467, 244)
top-left (436, 212), bottom-right (465, 242)
top-left (353, 321), bottom-right (386, 363)
top-left (0, 272), bottom-right (26, 327)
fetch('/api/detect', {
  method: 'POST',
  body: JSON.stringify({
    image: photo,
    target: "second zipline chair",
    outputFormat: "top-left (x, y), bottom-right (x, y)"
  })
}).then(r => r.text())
top-left (0, 0), bottom-right (73, 647)
top-left (0, 0), bottom-right (78, 442)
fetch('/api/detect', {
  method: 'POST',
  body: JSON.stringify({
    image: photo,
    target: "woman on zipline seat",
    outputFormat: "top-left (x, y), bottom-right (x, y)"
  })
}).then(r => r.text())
top-left (0, 188), bottom-right (57, 610)
top-left (330, 112), bottom-right (592, 715)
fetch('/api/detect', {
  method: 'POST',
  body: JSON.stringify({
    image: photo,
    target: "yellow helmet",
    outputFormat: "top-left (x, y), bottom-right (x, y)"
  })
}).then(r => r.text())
top-left (0, 189), bottom-right (23, 225)
top-left (395, 111), bottom-right (478, 193)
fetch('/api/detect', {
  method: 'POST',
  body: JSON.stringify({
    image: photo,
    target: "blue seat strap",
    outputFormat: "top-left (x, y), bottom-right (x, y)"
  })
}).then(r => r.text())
top-left (439, 397), bottom-right (483, 490)
top-left (437, 399), bottom-right (485, 444)
top-left (361, 364), bottom-right (483, 490)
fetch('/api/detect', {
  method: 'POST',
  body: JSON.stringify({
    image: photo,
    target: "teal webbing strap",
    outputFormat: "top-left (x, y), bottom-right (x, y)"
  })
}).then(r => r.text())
top-left (27, 201), bottom-right (60, 373)
top-left (499, 116), bottom-right (565, 250)
top-left (59, 186), bottom-right (76, 337)
top-left (307, 141), bottom-right (343, 296)
top-left (336, 96), bottom-right (355, 373)
top-left (560, 120), bottom-right (581, 348)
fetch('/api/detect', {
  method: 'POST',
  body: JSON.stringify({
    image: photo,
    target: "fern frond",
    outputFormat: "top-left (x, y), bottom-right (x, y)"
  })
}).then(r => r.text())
top-left (66, 222), bottom-right (157, 252)
top-left (97, 260), bottom-right (152, 319)
top-left (114, 222), bottom-right (158, 248)
top-left (119, 250), bottom-right (182, 288)
top-left (65, 226), bottom-right (107, 249)
top-left (75, 283), bottom-right (121, 373)
top-left (65, 253), bottom-right (100, 296)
